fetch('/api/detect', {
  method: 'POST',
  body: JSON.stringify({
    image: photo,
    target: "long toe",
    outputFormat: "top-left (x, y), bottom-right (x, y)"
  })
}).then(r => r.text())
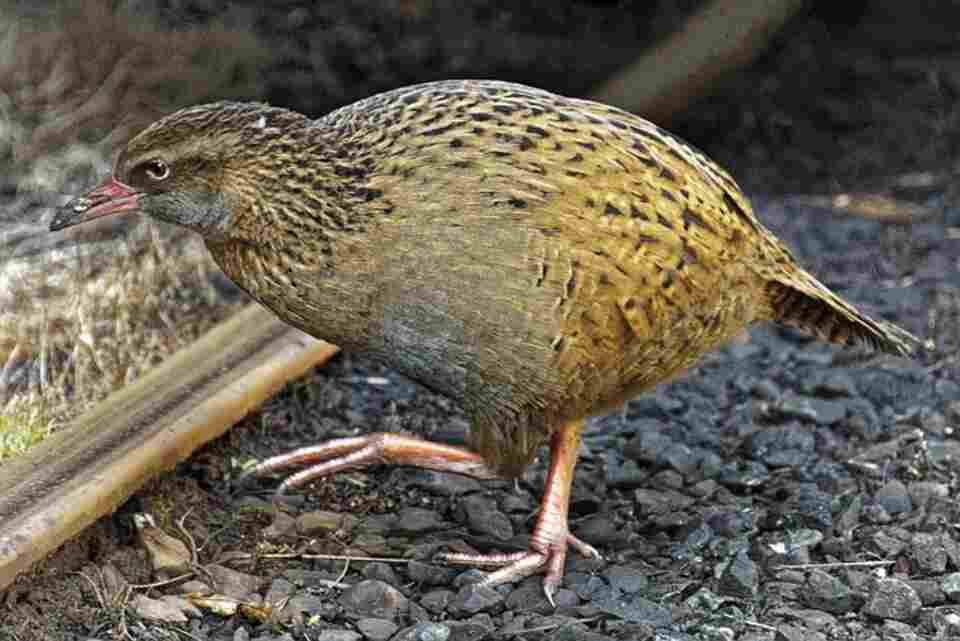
top-left (438, 533), bottom-right (601, 604)
top-left (250, 432), bottom-right (501, 491)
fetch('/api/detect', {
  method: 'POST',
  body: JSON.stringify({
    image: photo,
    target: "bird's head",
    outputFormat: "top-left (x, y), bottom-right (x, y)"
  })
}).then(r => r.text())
top-left (50, 101), bottom-right (312, 241)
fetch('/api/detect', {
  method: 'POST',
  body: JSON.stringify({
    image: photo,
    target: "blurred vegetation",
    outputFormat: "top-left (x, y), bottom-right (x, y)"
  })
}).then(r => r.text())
top-left (0, 0), bottom-right (271, 190)
top-left (0, 402), bottom-right (49, 460)
top-left (0, 0), bottom-right (271, 426)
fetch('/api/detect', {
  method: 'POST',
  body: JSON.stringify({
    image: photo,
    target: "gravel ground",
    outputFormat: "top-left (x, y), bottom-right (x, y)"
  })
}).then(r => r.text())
top-left (2, 2), bottom-right (959, 640)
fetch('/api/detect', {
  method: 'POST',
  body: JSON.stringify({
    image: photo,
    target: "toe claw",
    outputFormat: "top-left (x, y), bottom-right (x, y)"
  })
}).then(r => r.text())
top-left (543, 582), bottom-right (557, 607)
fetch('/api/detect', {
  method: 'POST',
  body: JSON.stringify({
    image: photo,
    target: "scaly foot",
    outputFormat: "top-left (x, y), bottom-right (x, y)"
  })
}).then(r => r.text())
top-left (250, 420), bottom-right (600, 601)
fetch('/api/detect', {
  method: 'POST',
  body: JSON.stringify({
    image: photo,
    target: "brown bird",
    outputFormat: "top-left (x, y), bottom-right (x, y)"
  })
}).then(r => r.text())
top-left (51, 80), bottom-right (920, 600)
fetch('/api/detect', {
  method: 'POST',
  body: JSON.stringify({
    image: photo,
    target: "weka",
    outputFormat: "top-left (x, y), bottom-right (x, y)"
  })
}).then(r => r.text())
top-left (51, 79), bottom-right (920, 599)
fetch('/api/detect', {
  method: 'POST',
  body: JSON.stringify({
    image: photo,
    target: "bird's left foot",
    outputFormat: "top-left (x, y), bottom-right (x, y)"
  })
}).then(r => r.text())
top-left (437, 530), bottom-right (601, 604)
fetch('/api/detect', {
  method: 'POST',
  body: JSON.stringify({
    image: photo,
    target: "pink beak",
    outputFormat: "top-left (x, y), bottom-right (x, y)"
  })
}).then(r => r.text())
top-left (49, 177), bottom-right (142, 232)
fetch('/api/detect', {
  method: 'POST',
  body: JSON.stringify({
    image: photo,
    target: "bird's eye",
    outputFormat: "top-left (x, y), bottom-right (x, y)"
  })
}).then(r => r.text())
top-left (143, 159), bottom-right (170, 182)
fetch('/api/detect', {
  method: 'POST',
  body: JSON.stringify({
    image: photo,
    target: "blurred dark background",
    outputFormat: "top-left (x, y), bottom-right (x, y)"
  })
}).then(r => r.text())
top-left (6, 0), bottom-right (959, 197)
top-left (137, 0), bottom-right (960, 197)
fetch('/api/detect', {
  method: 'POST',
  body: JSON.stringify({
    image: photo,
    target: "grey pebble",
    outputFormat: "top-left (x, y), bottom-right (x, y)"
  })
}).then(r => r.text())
top-left (447, 583), bottom-right (504, 616)
top-left (862, 578), bottom-right (921, 621)
top-left (458, 494), bottom-right (513, 541)
top-left (942, 572), bottom-right (960, 603)
top-left (339, 580), bottom-right (409, 620)
top-left (875, 480), bottom-right (913, 515)
top-left (355, 617), bottom-right (398, 641)
top-left (802, 569), bottom-right (855, 614)
top-left (392, 623), bottom-right (451, 641)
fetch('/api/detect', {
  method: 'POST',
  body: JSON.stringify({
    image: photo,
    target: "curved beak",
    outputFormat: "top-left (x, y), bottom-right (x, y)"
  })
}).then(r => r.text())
top-left (49, 177), bottom-right (142, 232)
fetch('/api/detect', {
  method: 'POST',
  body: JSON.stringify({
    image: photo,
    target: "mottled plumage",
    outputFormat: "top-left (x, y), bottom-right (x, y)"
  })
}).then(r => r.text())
top-left (52, 80), bottom-right (920, 596)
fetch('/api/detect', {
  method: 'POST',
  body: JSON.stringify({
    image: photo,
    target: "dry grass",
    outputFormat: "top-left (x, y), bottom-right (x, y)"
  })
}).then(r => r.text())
top-left (0, 1), bottom-right (270, 422)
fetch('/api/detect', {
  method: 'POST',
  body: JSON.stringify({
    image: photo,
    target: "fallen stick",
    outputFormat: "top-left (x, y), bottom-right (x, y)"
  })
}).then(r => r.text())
top-left (589, 0), bottom-right (805, 123)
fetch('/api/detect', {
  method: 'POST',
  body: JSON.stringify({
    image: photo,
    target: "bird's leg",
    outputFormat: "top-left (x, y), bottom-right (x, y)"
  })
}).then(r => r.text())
top-left (437, 419), bottom-right (601, 603)
top-left (251, 421), bottom-right (601, 603)
top-left (250, 432), bottom-right (501, 493)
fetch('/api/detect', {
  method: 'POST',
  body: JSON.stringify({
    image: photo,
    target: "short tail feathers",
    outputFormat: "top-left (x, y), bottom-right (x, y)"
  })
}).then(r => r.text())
top-left (763, 271), bottom-right (924, 358)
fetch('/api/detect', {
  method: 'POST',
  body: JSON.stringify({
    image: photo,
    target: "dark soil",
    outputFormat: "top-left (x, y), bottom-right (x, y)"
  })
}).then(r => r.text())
top-left (2, 2), bottom-right (959, 640)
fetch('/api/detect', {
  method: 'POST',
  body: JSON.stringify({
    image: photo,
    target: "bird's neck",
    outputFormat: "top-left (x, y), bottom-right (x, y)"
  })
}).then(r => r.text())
top-left (206, 127), bottom-right (386, 351)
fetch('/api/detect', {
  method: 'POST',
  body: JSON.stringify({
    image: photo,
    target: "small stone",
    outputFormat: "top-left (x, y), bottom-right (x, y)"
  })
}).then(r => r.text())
top-left (566, 573), bottom-right (608, 600)
top-left (875, 480), bottom-right (913, 515)
top-left (275, 594), bottom-right (327, 623)
top-left (394, 508), bottom-right (447, 534)
top-left (942, 572), bottom-right (960, 603)
top-left (265, 578), bottom-right (297, 605)
top-left (911, 532), bottom-right (948, 573)
top-left (339, 580), bottom-right (409, 620)
top-left (206, 564), bottom-right (263, 601)
top-left (718, 549), bottom-right (758, 598)
top-left (862, 501), bottom-right (892, 524)
top-left (458, 495), bottom-right (513, 541)
top-left (404, 470), bottom-right (484, 497)
top-left (447, 583), bottom-right (504, 616)
top-left (940, 534), bottom-right (960, 568)
top-left (605, 459), bottom-right (650, 489)
top-left (802, 569), bottom-right (854, 614)
top-left (263, 510), bottom-right (297, 539)
top-left (504, 581), bottom-right (553, 613)
top-left (315, 630), bottom-right (362, 641)
top-left (298, 510), bottom-right (358, 536)
top-left (446, 615), bottom-right (496, 641)
top-left (834, 494), bottom-right (863, 536)
top-left (604, 565), bottom-right (648, 594)
top-left (911, 481), bottom-right (950, 509)
top-left (789, 608), bottom-right (837, 631)
top-left (933, 609), bottom-right (960, 637)
top-left (651, 469), bottom-right (684, 490)
top-left (623, 429), bottom-right (673, 463)
top-left (420, 589), bottom-right (454, 614)
top-left (363, 562), bottom-right (401, 586)
top-left (881, 620), bottom-right (918, 641)
top-left (407, 560), bottom-right (458, 586)
top-left (767, 394), bottom-right (819, 422)
top-left (750, 379), bottom-right (782, 400)
top-left (356, 618), bottom-right (399, 641)
top-left (705, 510), bottom-right (753, 537)
top-left (592, 589), bottom-right (672, 626)
top-left (796, 486), bottom-right (833, 530)
top-left (716, 460), bottom-right (770, 489)
top-left (806, 371), bottom-right (857, 398)
top-left (391, 622), bottom-right (451, 641)
top-left (688, 479), bottom-right (721, 498)
top-left (869, 530), bottom-right (906, 557)
top-left (131, 593), bottom-right (188, 623)
top-left (804, 398), bottom-right (849, 425)
top-left (776, 624), bottom-right (822, 641)
top-left (907, 579), bottom-right (946, 606)
top-left (862, 578), bottom-right (921, 621)
top-left (748, 425), bottom-right (815, 468)
top-left (173, 579), bottom-right (212, 595)
top-left (575, 514), bottom-right (627, 547)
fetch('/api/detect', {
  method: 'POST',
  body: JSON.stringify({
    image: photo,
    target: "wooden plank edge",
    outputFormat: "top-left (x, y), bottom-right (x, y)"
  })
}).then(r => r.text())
top-left (0, 304), bottom-right (339, 590)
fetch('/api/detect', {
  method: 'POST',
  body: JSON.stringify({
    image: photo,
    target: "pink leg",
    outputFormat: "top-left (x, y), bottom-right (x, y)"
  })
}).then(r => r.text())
top-left (251, 423), bottom-right (601, 602)
top-left (251, 432), bottom-right (500, 493)
top-left (436, 419), bottom-right (600, 604)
